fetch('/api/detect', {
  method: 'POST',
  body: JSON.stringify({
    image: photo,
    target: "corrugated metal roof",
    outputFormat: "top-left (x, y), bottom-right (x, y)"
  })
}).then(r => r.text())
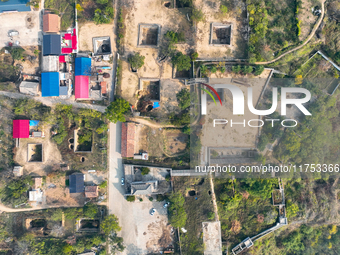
top-left (121, 123), bottom-right (135, 158)
top-left (69, 173), bottom-right (84, 193)
top-left (41, 72), bottom-right (59, 97)
top-left (13, 119), bottom-right (29, 138)
top-left (75, 57), bottom-right (91, 76)
top-left (59, 86), bottom-right (68, 96)
top-left (43, 34), bottom-right (61, 56)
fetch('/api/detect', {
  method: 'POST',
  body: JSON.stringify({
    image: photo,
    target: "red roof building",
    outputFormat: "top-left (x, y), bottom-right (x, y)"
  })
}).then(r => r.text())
top-left (121, 123), bottom-right (135, 158)
top-left (13, 120), bottom-right (29, 138)
top-left (59, 55), bottom-right (66, 63)
top-left (85, 186), bottom-right (98, 198)
top-left (75, 76), bottom-right (89, 99)
top-left (43, 14), bottom-right (60, 33)
top-left (100, 81), bottom-right (107, 94)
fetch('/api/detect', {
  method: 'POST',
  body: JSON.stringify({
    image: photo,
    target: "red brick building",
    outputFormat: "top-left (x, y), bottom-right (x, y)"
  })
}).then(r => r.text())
top-left (121, 122), bottom-right (135, 158)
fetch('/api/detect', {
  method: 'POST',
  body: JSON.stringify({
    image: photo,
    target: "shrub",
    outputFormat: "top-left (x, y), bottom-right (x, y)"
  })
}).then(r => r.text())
top-left (165, 31), bottom-right (186, 44)
top-left (99, 180), bottom-right (107, 189)
top-left (211, 66), bottom-right (217, 73)
top-left (126, 196), bottom-right (135, 202)
top-left (171, 52), bottom-right (191, 71)
top-left (207, 211), bottom-right (215, 220)
top-left (141, 167), bottom-right (150, 175)
top-left (128, 52), bottom-right (145, 70)
top-left (242, 65), bottom-right (253, 74)
top-left (139, 198), bottom-right (143, 202)
top-left (232, 65), bottom-right (241, 73)
top-left (149, 197), bottom-right (153, 201)
top-left (8, 47), bottom-right (25, 60)
top-left (220, 66), bottom-right (226, 73)
top-left (258, 134), bottom-right (269, 151)
top-left (191, 52), bottom-right (198, 61)
top-left (191, 8), bottom-right (204, 23)
top-left (157, 194), bottom-right (166, 201)
top-left (254, 65), bottom-right (264, 76)
top-left (220, 4), bottom-right (228, 14)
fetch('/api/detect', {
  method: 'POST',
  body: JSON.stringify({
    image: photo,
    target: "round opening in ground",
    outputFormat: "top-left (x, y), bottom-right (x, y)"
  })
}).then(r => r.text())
top-left (164, 2), bottom-right (171, 7)
top-left (188, 190), bottom-right (196, 196)
top-left (69, 138), bottom-right (74, 143)
top-left (69, 144), bottom-right (74, 150)
top-left (80, 157), bottom-right (85, 162)
top-left (27, 18), bottom-right (31, 22)
top-left (208, 191), bottom-right (211, 195)
top-left (146, 105), bottom-right (153, 112)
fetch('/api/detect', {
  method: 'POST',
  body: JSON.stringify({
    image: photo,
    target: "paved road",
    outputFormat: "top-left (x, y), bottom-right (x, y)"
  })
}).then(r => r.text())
top-left (255, 0), bottom-right (326, 65)
top-left (108, 121), bottom-right (137, 255)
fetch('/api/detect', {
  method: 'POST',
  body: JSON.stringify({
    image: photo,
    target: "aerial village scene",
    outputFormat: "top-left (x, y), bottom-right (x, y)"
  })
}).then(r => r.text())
top-left (0, 0), bottom-right (340, 254)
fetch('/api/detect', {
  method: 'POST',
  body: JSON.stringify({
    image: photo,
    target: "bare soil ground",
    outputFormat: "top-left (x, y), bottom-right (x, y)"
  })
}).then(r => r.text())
top-left (135, 124), bottom-right (164, 157)
top-left (45, 173), bottom-right (85, 206)
top-left (163, 129), bottom-right (188, 156)
top-left (78, 22), bottom-right (115, 52)
top-left (120, 0), bottom-right (192, 106)
top-left (14, 125), bottom-right (63, 176)
top-left (298, 0), bottom-right (321, 41)
top-left (16, 46), bottom-right (40, 75)
top-left (201, 70), bottom-right (271, 148)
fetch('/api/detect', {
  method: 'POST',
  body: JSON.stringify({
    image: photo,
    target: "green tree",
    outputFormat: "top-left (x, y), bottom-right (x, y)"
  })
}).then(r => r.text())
top-left (101, 214), bottom-right (121, 236)
top-left (171, 52), bottom-right (191, 71)
top-left (50, 208), bottom-right (63, 221)
top-left (176, 89), bottom-right (191, 110)
top-left (105, 98), bottom-right (130, 123)
top-left (99, 180), bottom-right (107, 189)
top-left (8, 47), bottom-right (25, 60)
top-left (211, 66), bottom-right (217, 73)
top-left (83, 203), bottom-right (98, 218)
top-left (141, 167), bottom-right (150, 175)
top-left (128, 52), bottom-right (145, 70)
top-left (165, 31), bottom-right (185, 44)
top-left (220, 4), bottom-right (228, 14)
top-left (254, 65), bottom-right (264, 75)
top-left (282, 231), bottom-right (305, 253)
top-left (96, 0), bottom-right (108, 4)
top-left (109, 235), bottom-right (125, 253)
top-left (242, 65), bottom-right (253, 74)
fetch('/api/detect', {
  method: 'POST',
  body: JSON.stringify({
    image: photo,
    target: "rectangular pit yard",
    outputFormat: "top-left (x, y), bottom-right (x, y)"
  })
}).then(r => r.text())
top-left (27, 143), bottom-right (43, 162)
top-left (138, 24), bottom-right (160, 47)
top-left (210, 23), bottom-right (233, 46)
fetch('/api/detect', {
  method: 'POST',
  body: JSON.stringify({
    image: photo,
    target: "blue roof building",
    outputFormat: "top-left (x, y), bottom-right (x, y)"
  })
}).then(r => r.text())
top-left (43, 34), bottom-right (61, 56)
top-left (41, 72), bottom-right (59, 97)
top-left (75, 57), bottom-right (91, 76)
top-left (0, 0), bottom-right (31, 13)
top-left (69, 173), bottom-right (84, 193)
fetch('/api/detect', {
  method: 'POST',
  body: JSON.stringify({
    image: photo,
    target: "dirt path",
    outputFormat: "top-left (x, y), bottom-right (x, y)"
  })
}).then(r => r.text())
top-left (0, 203), bottom-right (80, 213)
top-left (209, 173), bottom-right (219, 221)
top-left (0, 90), bottom-right (107, 112)
top-left (255, 0), bottom-right (326, 65)
top-left (126, 117), bottom-right (182, 128)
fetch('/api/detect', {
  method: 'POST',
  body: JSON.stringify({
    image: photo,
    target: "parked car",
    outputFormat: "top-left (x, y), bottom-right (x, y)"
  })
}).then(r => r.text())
top-left (150, 208), bottom-right (156, 216)
top-left (163, 202), bottom-right (170, 208)
top-left (8, 30), bottom-right (19, 37)
top-left (121, 177), bottom-right (125, 185)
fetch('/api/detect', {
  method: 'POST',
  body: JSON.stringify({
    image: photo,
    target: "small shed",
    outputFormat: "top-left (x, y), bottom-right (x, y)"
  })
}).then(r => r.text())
top-left (13, 166), bottom-right (23, 177)
top-left (43, 14), bottom-right (60, 33)
top-left (43, 34), bottom-right (61, 56)
top-left (75, 76), bottom-right (89, 99)
top-left (29, 189), bottom-right (43, 202)
top-left (75, 57), bottom-right (91, 76)
top-left (13, 119), bottom-right (29, 138)
top-left (85, 186), bottom-right (99, 198)
top-left (100, 81), bottom-right (107, 94)
top-left (41, 72), bottom-right (59, 97)
top-left (19, 81), bottom-right (39, 96)
top-left (69, 173), bottom-right (84, 193)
